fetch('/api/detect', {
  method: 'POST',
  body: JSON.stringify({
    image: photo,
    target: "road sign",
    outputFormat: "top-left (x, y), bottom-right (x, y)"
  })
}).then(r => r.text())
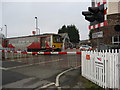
top-left (92, 31), bottom-right (103, 39)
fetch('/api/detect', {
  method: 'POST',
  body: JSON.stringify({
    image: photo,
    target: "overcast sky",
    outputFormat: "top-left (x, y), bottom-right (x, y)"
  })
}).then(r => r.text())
top-left (0, 1), bottom-right (91, 40)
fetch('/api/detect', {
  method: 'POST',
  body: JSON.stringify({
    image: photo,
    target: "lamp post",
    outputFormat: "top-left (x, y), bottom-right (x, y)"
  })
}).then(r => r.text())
top-left (4, 25), bottom-right (7, 38)
top-left (0, 27), bottom-right (2, 31)
top-left (35, 17), bottom-right (40, 35)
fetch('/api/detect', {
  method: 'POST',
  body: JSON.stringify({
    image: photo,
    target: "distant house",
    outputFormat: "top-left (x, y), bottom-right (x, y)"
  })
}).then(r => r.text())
top-left (59, 33), bottom-right (73, 48)
top-left (0, 33), bottom-right (5, 49)
top-left (0, 33), bottom-right (5, 39)
top-left (79, 39), bottom-right (91, 46)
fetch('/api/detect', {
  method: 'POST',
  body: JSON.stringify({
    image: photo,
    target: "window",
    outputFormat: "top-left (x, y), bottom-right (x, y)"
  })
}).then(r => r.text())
top-left (112, 35), bottom-right (120, 45)
top-left (92, 0), bottom-right (95, 6)
top-left (53, 35), bottom-right (62, 43)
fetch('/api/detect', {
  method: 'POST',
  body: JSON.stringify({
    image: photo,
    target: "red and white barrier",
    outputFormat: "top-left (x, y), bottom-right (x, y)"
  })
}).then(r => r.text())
top-left (1, 50), bottom-right (81, 55)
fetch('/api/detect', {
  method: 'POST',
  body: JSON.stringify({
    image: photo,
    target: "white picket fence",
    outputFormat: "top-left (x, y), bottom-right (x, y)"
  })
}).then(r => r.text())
top-left (82, 49), bottom-right (120, 89)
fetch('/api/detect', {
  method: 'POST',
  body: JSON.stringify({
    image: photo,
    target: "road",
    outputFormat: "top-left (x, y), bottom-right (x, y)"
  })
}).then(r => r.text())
top-left (1, 54), bottom-right (81, 89)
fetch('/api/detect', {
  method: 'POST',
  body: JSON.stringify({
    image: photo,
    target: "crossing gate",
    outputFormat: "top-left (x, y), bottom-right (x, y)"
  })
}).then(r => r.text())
top-left (82, 50), bottom-right (120, 89)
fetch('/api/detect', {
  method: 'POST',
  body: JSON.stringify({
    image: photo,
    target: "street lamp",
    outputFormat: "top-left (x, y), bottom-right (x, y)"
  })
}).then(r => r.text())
top-left (0, 27), bottom-right (2, 31)
top-left (35, 17), bottom-right (40, 35)
top-left (4, 25), bottom-right (7, 38)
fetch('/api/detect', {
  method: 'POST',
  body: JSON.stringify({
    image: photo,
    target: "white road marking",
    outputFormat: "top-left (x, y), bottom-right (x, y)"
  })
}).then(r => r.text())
top-left (11, 60), bottom-right (15, 61)
top-left (55, 68), bottom-right (73, 87)
top-left (57, 86), bottom-right (62, 90)
top-left (0, 86), bottom-right (2, 90)
top-left (0, 66), bottom-right (7, 70)
top-left (34, 82), bottom-right (55, 90)
top-left (55, 66), bottom-right (80, 87)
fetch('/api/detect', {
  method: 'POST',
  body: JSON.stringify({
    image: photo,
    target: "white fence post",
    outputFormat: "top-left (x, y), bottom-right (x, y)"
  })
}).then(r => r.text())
top-left (117, 50), bottom-right (120, 89)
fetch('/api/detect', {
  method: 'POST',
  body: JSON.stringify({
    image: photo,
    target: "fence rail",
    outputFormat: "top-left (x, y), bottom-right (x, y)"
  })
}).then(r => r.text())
top-left (82, 49), bottom-right (120, 89)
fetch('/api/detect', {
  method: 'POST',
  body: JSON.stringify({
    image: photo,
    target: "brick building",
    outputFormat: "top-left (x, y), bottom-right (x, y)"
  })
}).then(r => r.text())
top-left (90, 0), bottom-right (120, 49)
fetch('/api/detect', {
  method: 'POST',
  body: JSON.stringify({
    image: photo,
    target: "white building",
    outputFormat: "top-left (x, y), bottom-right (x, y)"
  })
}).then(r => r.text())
top-left (59, 33), bottom-right (73, 49)
top-left (0, 33), bottom-right (5, 49)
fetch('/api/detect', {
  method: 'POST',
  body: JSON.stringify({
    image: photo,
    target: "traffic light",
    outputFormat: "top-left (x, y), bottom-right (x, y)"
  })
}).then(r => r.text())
top-left (82, 11), bottom-right (95, 22)
top-left (82, 4), bottom-right (104, 23)
top-left (114, 25), bottom-right (120, 32)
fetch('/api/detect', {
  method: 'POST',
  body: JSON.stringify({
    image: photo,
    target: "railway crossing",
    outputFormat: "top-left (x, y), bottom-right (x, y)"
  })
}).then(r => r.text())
top-left (0, 49), bottom-right (81, 89)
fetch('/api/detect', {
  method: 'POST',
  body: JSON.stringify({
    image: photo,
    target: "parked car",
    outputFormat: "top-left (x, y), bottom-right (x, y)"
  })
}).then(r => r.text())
top-left (80, 45), bottom-right (92, 50)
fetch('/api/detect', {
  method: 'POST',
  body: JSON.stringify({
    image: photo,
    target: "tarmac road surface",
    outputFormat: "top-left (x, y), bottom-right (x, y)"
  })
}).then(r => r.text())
top-left (1, 54), bottom-right (81, 89)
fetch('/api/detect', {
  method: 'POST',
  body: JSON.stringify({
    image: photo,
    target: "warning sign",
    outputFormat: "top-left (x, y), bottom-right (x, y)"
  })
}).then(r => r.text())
top-left (95, 56), bottom-right (104, 66)
top-left (86, 55), bottom-right (90, 60)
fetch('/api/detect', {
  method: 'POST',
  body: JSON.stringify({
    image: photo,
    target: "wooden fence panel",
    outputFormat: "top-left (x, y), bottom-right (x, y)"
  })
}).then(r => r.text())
top-left (82, 49), bottom-right (120, 89)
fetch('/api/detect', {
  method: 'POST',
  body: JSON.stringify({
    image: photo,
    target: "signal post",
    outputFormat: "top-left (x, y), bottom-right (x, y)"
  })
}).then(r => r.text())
top-left (82, 0), bottom-right (120, 49)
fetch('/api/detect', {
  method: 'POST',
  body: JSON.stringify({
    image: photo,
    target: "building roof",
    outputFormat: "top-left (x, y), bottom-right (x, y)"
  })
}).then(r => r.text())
top-left (59, 33), bottom-right (69, 39)
top-left (6, 33), bottom-right (60, 39)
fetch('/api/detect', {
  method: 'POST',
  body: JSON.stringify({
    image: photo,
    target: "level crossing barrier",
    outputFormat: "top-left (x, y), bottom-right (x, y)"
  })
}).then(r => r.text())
top-left (82, 49), bottom-right (120, 89)
top-left (1, 50), bottom-right (81, 55)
